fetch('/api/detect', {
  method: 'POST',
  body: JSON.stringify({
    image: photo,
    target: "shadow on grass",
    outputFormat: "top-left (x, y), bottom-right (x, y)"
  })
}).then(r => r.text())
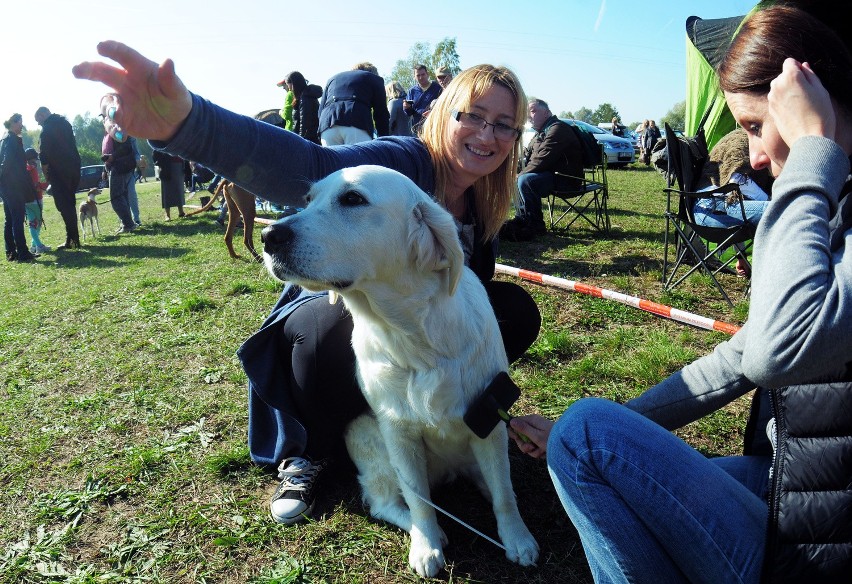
top-left (304, 449), bottom-right (591, 583)
top-left (500, 232), bottom-right (662, 281)
top-left (47, 240), bottom-right (191, 269)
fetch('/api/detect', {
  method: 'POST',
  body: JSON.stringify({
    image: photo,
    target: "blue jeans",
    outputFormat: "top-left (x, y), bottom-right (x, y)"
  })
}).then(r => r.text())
top-left (1, 190), bottom-right (29, 256)
top-left (127, 175), bottom-right (140, 224)
top-left (547, 398), bottom-right (769, 584)
top-left (693, 197), bottom-right (769, 229)
top-left (516, 172), bottom-right (555, 227)
top-left (109, 170), bottom-right (136, 229)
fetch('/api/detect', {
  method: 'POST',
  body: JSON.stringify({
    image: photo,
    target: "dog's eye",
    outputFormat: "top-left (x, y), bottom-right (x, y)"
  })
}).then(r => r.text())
top-left (340, 191), bottom-right (367, 206)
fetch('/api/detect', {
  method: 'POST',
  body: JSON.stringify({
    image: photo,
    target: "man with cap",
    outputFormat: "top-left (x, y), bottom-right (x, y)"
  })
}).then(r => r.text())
top-left (435, 66), bottom-right (453, 90)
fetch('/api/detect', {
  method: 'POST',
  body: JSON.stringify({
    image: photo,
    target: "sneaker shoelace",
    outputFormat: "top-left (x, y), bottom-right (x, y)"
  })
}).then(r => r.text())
top-left (276, 457), bottom-right (321, 492)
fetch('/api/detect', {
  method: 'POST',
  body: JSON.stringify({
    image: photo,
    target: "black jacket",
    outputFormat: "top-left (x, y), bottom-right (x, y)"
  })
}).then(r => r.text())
top-left (108, 138), bottom-right (137, 175)
top-left (319, 70), bottom-right (390, 138)
top-left (522, 116), bottom-right (584, 188)
top-left (0, 132), bottom-right (37, 203)
top-left (745, 380), bottom-right (852, 584)
top-left (38, 113), bottom-right (81, 192)
top-left (293, 85), bottom-right (323, 144)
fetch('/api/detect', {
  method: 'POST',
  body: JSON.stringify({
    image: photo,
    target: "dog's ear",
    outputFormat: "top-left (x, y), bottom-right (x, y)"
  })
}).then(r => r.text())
top-left (409, 199), bottom-right (464, 295)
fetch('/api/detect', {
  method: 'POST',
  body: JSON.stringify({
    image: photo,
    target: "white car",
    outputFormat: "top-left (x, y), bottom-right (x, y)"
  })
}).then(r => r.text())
top-left (522, 119), bottom-right (636, 168)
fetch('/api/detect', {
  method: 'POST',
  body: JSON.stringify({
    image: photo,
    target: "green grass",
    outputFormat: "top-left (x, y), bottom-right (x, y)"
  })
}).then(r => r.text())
top-left (0, 166), bottom-right (752, 583)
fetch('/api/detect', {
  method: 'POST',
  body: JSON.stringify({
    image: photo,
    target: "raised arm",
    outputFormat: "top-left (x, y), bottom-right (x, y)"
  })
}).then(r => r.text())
top-left (72, 40), bottom-right (193, 142)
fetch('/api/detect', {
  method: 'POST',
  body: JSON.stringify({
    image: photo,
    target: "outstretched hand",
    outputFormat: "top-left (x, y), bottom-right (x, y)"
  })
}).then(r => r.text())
top-left (72, 41), bottom-right (193, 142)
top-left (768, 58), bottom-right (835, 147)
top-left (509, 414), bottom-right (554, 459)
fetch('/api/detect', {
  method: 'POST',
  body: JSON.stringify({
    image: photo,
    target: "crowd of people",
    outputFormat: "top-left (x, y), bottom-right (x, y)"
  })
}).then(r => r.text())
top-left (2, 2), bottom-right (848, 580)
top-left (0, 109), bottom-right (231, 258)
top-left (2, 62), bottom-right (458, 260)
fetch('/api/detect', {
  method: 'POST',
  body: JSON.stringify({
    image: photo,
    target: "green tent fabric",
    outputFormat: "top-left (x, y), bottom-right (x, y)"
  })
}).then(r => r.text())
top-left (684, 14), bottom-right (746, 151)
top-left (684, 1), bottom-right (846, 151)
top-left (684, 0), bottom-right (852, 150)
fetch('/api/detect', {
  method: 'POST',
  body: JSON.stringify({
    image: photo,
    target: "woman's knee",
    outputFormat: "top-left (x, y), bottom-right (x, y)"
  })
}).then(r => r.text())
top-left (484, 280), bottom-right (541, 362)
top-left (547, 398), bottom-right (627, 458)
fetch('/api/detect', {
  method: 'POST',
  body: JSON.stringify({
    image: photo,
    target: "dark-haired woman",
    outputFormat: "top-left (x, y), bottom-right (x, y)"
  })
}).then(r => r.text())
top-left (283, 71), bottom-right (322, 144)
top-left (0, 114), bottom-right (37, 262)
top-left (510, 4), bottom-right (852, 582)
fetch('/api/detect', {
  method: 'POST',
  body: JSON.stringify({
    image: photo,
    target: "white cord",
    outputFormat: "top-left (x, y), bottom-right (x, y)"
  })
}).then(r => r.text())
top-left (405, 486), bottom-right (506, 551)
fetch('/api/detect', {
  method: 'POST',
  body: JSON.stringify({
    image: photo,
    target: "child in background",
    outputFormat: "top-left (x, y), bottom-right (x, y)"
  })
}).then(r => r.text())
top-left (24, 148), bottom-right (50, 254)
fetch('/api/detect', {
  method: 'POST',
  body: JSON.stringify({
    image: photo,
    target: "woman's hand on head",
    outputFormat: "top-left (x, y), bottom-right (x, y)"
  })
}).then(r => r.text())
top-left (72, 41), bottom-right (193, 142)
top-left (509, 414), bottom-right (554, 459)
top-left (768, 58), bottom-right (836, 146)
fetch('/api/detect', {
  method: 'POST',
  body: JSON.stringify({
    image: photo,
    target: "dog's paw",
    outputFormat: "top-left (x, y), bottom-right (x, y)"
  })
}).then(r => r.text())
top-left (502, 529), bottom-right (539, 567)
top-left (408, 531), bottom-right (445, 578)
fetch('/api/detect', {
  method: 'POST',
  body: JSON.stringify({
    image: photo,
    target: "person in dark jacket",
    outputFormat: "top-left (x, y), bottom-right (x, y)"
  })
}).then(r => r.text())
top-left (500, 98), bottom-right (582, 241)
top-left (0, 113), bottom-right (38, 262)
top-left (34, 107), bottom-right (82, 249)
top-left (318, 62), bottom-right (390, 145)
top-left (284, 71), bottom-right (322, 144)
top-left (508, 5), bottom-right (852, 583)
top-left (103, 135), bottom-right (138, 232)
top-left (385, 80), bottom-right (412, 137)
top-left (642, 119), bottom-right (662, 165)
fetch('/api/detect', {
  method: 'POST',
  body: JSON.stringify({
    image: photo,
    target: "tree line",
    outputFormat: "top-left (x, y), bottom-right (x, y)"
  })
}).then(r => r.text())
top-left (18, 38), bottom-right (685, 161)
top-left (387, 37), bottom-right (685, 133)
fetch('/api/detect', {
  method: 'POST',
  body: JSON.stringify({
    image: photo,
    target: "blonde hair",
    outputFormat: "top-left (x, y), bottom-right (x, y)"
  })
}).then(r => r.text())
top-left (418, 64), bottom-right (527, 240)
top-left (353, 62), bottom-right (378, 75)
top-left (386, 81), bottom-right (405, 100)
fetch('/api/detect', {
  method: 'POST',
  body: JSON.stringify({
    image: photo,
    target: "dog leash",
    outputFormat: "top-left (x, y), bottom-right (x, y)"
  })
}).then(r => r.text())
top-left (399, 477), bottom-right (506, 551)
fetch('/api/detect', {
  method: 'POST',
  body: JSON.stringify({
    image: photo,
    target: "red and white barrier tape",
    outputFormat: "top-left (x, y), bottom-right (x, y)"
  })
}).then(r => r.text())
top-left (495, 264), bottom-right (741, 336)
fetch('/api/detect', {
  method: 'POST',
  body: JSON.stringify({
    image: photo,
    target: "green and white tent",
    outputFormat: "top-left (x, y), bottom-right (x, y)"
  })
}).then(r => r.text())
top-left (684, 0), bottom-right (841, 151)
top-left (683, 12), bottom-right (748, 151)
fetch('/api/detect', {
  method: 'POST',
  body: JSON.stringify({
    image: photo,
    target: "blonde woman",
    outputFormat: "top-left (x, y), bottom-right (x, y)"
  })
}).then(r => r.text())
top-left (74, 43), bottom-right (540, 524)
top-left (386, 80), bottom-right (412, 137)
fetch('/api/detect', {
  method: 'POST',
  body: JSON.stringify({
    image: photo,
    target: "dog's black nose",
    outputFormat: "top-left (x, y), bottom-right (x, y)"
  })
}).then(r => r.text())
top-left (261, 222), bottom-right (293, 254)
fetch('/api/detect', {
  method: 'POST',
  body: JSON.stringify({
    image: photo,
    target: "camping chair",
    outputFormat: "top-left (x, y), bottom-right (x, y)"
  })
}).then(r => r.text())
top-left (662, 122), bottom-right (755, 305)
top-left (546, 142), bottom-right (610, 233)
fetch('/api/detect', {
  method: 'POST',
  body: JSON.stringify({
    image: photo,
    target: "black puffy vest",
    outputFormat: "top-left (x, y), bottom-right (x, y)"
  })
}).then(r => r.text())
top-left (746, 381), bottom-right (852, 583)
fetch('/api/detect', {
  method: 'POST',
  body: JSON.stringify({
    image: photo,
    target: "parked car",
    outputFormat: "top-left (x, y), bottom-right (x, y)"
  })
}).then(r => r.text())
top-left (522, 120), bottom-right (636, 168)
top-left (564, 120), bottom-right (635, 168)
top-left (77, 164), bottom-right (107, 192)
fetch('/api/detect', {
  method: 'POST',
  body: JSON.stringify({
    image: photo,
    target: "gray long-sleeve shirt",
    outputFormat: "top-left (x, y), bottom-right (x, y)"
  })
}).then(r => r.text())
top-left (627, 136), bottom-right (851, 430)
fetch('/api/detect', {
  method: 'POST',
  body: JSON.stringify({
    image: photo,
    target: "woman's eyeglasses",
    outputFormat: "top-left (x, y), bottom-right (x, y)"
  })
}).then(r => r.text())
top-left (451, 110), bottom-right (521, 142)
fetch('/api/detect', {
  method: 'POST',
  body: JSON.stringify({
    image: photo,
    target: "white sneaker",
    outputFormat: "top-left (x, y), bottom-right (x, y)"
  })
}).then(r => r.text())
top-left (33, 244), bottom-right (52, 253)
top-left (116, 224), bottom-right (137, 234)
top-left (269, 457), bottom-right (327, 524)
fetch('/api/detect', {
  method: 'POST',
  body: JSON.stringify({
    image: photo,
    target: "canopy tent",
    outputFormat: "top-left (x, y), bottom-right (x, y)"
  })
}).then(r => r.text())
top-left (684, 0), bottom-right (843, 151)
top-left (683, 13), bottom-right (747, 151)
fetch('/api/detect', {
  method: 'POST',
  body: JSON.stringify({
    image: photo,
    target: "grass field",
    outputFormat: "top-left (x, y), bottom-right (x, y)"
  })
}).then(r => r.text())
top-left (0, 165), bottom-right (752, 583)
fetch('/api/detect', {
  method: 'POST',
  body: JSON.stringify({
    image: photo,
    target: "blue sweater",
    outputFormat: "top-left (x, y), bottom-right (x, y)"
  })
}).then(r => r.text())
top-left (156, 93), bottom-right (434, 207)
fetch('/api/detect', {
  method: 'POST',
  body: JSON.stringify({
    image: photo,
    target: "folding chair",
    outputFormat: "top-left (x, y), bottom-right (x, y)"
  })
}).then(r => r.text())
top-left (662, 122), bottom-right (755, 305)
top-left (546, 142), bottom-right (610, 233)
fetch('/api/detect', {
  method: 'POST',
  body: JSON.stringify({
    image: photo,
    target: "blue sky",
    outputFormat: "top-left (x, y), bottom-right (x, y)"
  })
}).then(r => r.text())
top-left (1, 0), bottom-right (757, 132)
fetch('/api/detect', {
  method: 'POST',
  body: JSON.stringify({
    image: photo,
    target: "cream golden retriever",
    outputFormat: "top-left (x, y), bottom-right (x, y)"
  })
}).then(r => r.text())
top-left (260, 165), bottom-right (538, 577)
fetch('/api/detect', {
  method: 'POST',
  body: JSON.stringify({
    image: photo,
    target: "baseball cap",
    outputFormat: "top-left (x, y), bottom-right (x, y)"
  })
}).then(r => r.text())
top-left (436, 66), bottom-right (451, 78)
top-left (276, 79), bottom-right (287, 87)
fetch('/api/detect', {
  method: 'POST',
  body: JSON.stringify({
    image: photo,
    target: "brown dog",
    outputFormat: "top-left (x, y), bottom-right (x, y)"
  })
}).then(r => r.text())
top-left (185, 181), bottom-right (261, 261)
top-left (79, 188), bottom-right (101, 238)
